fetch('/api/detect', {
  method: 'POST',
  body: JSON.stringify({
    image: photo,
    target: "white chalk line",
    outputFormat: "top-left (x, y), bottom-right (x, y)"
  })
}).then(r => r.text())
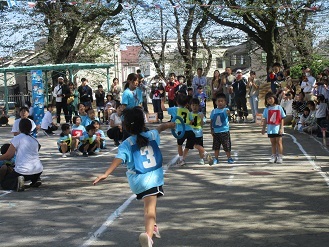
top-left (80, 154), bottom-right (179, 247)
top-left (285, 133), bottom-right (329, 187)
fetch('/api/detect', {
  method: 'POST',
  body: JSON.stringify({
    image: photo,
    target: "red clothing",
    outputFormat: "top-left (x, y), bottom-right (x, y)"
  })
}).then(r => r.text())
top-left (165, 80), bottom-right (179, 100)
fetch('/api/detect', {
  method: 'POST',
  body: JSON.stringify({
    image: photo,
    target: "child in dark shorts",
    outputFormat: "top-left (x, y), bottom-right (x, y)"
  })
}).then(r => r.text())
top-left (78, 124), bottom-right (100, 157)
top-left (57, 123), bottom-right (79, 158)
top-left (93, 106), bottom-right (176, 247)
top-left (210, 93), bottom-right (234, 164)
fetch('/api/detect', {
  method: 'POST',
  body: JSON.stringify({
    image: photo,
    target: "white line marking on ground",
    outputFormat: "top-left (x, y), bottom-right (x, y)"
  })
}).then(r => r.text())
top-left (80, 154), bottom-right (179, 247)
top-left (286, 133), bottom-right (329, 187)
top-left (0, 191), bottom-right (12, 197)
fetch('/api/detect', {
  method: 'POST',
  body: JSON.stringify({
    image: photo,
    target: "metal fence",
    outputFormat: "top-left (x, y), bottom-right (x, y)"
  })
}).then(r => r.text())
top-left (0, 93), bottom-right (53, 109)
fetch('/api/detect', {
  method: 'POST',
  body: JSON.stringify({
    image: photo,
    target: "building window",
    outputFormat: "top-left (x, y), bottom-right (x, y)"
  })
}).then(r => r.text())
top-left (230, 55), bottom-right (236, 66)
top-left (240, 55), bottom-right (245, 65)
top-left (216, 57), bottom-right (224, 68)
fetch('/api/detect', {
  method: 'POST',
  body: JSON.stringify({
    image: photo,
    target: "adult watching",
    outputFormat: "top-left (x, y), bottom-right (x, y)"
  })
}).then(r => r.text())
top-left (0, 118), bottom-right (43, 192)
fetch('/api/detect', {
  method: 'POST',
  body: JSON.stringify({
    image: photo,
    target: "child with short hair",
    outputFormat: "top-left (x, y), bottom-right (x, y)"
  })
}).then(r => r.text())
top-left (210, 93), bottom-right (235, 165)
top-left (57, 123), bottom-right (79, 158)
top-left (78, 124), bottom-right (100, 157)
top-left (78, 103), bottom-right (88, 126)
top-left (93, 106), bottom-right (176, 247)
top-left (92, 120), bottom-right (106, 151)
top-left (95, 85), bottom-right (105, 122)
top-left (162, 94), bottom-right (211, 166)
top-left (261, 92), bottom-right (286, 163)
top-left (195, 85), bottom-right (207, 116)
top-left (71, 115), bottom-right (86, 152)
top-left (83, 108), bottom-right (100, 127)
top-left (41, 104), bottom-right (58, 135)
top-left (190, 98), bottom-right (213, 165)
top-left (104, 94), bottom-right (117, 123)
top-left (0, 143), bottom-right (15, 183)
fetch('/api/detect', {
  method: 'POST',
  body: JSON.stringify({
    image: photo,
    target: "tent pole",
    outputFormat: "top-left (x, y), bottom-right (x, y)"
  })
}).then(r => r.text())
top-left (107, 67), bottom-right (110, 93)
top-left (4, 72), bottom-right (9, 113)
top-left (45, 72), bottom-right (49, 106)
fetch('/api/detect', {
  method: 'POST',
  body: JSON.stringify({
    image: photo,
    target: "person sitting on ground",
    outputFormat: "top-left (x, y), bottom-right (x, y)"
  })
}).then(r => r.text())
top-left (77, 103), bottom-right (88, 126)
top-left (302, 101), bottom-right (317, 134)
top-left (296, 107), bottom-right (310, 131)
top-left (0, 107), bottom-right (9, 126)
top-left (92, 120), bottom-right (106, 151)
top-left (57, 123), bottom-right (79, 158)
top-left (71, 116), bottom-right (86, 152)
top-left (107, 103), bottom-right (123, 146)
top-left (291, 91), bottom-right (307, 128)
top-left (78, 124), bottom-right (100, 157)
top-left (11, 106), bottom-right (37, 136)
top-left (0, 143), bottom-right (15, 183)
top-left (25, 101), bottom-right (34, 120)
top-left (41, 104), bottom-right (58, 135)
top-left (0, 118), bottom-right (43, 192)
top-left (83, 108), bottom-right (100, 127)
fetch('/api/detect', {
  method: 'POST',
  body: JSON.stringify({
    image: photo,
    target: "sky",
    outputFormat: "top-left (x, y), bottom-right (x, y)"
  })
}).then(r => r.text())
top-left (0, 0), bottom-right (329, 57)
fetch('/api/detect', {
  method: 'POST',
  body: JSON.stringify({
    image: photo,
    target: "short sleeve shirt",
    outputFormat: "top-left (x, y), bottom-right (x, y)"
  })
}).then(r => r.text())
top-left (262, 105), bottom-right (286, 134)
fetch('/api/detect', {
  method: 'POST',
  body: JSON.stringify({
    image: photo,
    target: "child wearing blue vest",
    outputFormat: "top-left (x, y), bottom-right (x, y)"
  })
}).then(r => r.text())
top-left (162, 94), bottom-right (212, 166)
top-left (93, 106), bottom-right (175, 247)
top-left (78, 124), bottom-right (100, 157)
top-left (261, 92), bottom-right (286, 164)
top-left (210, 93), bottom-right (235, 165)
top-left (57, 123), bottom-right (79, 158)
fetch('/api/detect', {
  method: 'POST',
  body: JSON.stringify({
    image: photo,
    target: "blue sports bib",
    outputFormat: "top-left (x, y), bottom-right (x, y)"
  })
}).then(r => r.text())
top-left (131, 140), bottom-right (163, 174)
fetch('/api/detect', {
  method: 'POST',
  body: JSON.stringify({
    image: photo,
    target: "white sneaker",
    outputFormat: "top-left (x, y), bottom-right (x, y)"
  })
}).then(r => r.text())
top-left (276, 156), bottom-right (283, 164)
top-left (153, 225), bottom-right (161, 238)
top-left (139, 233), bottom-right (153, 247)
top-left (198, 158), bottom-right (205, 165)
top-left (203, 152), bottom-right (213, 166)
top-left (176, 159), bottom-right (186, 166)
top-left (62, 154), bottom-right (67, 158)
top-left (269, 155), bottom-right (276, 163)
top-left (17, 176), bottom-right (25, 192)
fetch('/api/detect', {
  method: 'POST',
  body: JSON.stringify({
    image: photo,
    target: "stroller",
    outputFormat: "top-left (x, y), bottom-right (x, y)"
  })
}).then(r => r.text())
top-left (228, 94), bottom-right (238, 123)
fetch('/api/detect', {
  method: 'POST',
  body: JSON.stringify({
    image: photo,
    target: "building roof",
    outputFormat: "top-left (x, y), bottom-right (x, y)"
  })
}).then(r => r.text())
top-left (121, 45), bottom-right (141, 65)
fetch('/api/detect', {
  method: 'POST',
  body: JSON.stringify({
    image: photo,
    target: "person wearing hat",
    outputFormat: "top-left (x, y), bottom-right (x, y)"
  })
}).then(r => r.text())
top-left (52, 76), bottom-right (69, 124)
top-left (231, 69), bottom-right (248, 123)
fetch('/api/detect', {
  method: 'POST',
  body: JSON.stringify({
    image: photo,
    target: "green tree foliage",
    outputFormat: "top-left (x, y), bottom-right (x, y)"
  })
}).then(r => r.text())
top-left (196, 0), bottom-right (320, 70)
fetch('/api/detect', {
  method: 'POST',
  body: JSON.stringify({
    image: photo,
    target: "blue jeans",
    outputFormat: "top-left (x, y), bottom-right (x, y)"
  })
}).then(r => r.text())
top-left (249, 95), bottom-right (259, 120)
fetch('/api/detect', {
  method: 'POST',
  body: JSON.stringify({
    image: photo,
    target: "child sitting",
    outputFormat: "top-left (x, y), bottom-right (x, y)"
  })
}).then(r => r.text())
top-left (0, 107), bottom-right (9, 127)
top-left (57, 123), bottom-right (79, 158)
top-left (92, 120), bottom-right (106, 151)
top-left (41, 104), bottom-right (58, 134)
top-left (78, 124), bottom-right (100, 157)
top-left (78, 103), bottom-right (88, 126)
top-left (296, 107), bottom-right (310, 131)
top-left (0, 143), bottom-right (15, 183)
top-left (83, 108), bottom-right (100, 127)
top-left (71, 116), bottom-right (86, 152)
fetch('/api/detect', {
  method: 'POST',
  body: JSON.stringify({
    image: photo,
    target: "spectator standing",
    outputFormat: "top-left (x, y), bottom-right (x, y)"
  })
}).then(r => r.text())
top-left (223, 67), bottom-right (235, 108)
top-left (66, 82), bottom-right (79, 124)
top-left (300, 67), bottom-right (316, 101)
top-left (150, 75), bottom-right (166, 123)
top-left (78, 78), bottom-right (93, 108)
top-left (110, 78), bottom-right (121, 101)
top-left (192, 68), bottom-right (207, 97)
top-left (165, 72), bottom-right (179, 108)
top-left (52, 76), bottom-right (69, 124)
top-left (211, 70), bottom-right (223, 109)
top-left (95, 85), bottom-right (105, 122)
top-left (247, 71), bottom-right (261, 123)
top-left (280, 92), bottom-right (294, 125)
top-left (267, 63), bottom-right (284, 94)
top-left (231, 69), bottom-right (248, 123)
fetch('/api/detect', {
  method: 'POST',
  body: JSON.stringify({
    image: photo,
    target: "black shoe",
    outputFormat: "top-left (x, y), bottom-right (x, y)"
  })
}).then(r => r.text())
top-left (88, 151), bottom-right (96, 155)
top-left (83, 152), bottom-right (88, 157)
top-left (114, 141), bottom-right (120, 146)
top-left (30, 179), bottom-right (42, 188)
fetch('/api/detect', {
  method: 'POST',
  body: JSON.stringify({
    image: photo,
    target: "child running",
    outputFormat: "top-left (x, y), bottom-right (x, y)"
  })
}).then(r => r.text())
top-left (57, 123), bottom-right (79, 158)
top-left (261, 92), bottom-right (286, 163)
top-left (93, 106), bottom-right (175, 247)
top-left (190, 98), bottom-right (213, 165)
top-left (162, 94), bottom-right (212, 166)
top-left (210, 93), bottom-right (235, 164)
